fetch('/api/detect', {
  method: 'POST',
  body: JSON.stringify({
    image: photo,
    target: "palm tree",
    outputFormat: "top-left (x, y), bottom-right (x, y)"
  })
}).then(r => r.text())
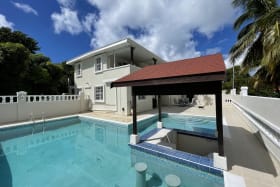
top-left (230, 0), bottom-right (280, 94)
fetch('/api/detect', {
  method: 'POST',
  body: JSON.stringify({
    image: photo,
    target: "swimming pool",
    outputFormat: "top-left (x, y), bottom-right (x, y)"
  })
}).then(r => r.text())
top-left (0, 115), bottom-right (223, 187)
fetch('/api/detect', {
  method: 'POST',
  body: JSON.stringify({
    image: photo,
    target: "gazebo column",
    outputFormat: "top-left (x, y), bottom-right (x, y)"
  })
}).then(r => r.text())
top-left (214, 88), bottom-right (228, 170)
top-left (157, 95), bottom-right (163, 128)
top-left (215, 90), bottom-right (224, 156)
top-left (130, 87), bottom-right (139, 144)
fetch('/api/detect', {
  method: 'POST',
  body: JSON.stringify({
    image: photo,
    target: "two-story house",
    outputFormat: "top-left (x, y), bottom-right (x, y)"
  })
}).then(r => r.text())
top-left (67, 38), bottom-right (165, 115)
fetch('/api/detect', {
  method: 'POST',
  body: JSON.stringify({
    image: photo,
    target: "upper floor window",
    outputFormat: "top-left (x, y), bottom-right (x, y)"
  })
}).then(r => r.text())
top-left (95, 57), bottom-right (102, 72)
top-left (107, 55), bottom-right (115, 69)
top-left (76, 63), bottom-right (82, 77)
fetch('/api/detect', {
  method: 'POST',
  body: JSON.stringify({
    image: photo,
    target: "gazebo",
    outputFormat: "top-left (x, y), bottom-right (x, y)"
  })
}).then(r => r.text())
top-left (111, 53), bottom-right (226, 156)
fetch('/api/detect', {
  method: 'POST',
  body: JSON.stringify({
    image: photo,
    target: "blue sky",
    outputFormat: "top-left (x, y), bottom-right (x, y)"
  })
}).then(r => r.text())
top-left (0, 0), bottom-right (240, 67)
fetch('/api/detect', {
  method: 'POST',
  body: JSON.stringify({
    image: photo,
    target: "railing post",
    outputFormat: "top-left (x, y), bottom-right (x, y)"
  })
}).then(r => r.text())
top-left (16, 91), bottom-right (27, 121)
top-left (79, 91), bottom-right (85, 113)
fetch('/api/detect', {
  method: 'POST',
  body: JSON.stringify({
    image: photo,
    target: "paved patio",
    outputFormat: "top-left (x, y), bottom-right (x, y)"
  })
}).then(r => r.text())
top-left (223, 102), bottom-right (280, 187)
top-left (83, 101), bottom-right (280, 187)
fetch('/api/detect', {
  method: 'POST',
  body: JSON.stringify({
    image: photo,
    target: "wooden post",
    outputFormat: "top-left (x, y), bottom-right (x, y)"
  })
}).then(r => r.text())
top-left (132, 87), bottom-right (137, 134)
top-left (215, 86), bottom-right (224, 156)
top-left (130, 47), bottom-right (135, 65)
top-left (158, 95), bottom-right (162, 122)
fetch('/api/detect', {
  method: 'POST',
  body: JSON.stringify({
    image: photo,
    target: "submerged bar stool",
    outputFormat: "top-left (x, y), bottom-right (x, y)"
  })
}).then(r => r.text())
top-left (165, 174), bottom-right (181, 187)
top-left (135, 162), bottom-right (147, 187)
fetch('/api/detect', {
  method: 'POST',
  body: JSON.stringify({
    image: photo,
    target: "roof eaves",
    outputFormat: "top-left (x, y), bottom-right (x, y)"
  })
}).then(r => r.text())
top-left (66, 38), bottom-right (130, 65)
top-left (127, 38), bottom-right (166, 63)
top-left (112, 71), bottom-right (225, 88)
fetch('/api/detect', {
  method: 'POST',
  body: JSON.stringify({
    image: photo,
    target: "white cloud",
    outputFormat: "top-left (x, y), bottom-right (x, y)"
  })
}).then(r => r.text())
top-left (206, 47), bottom-right (221, 55)
top-left (224, 53), bottom-right (245, 69)
top-left (51, 8), bottom-right (83, 35)
top-left (51, 0), bottom-right (89, 35)
top-left (82, 13), bottom-right (97, 33)
top-left (12, 1), bottom-right (38, 16)
top-left (57, 0), bottom-right (76, 8)
top-left (0, 14), bottom-right (14, 29)
top-left (86, 0), bottom-right (237, 61)
top-left (51, 0), bottom-right (237, 61)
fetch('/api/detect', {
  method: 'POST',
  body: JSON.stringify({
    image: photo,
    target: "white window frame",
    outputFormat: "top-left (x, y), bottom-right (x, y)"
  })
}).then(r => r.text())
top-left (94, 85), bottom-right (104, 102)
top-left (76, 63), bottom-right (82, 77)
top-left (95, 57), bottom-right (102, 73)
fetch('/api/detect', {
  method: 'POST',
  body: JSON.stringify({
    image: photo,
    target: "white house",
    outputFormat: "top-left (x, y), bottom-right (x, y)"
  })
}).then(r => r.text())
top-left (67, 38), bottom-right (165, 115)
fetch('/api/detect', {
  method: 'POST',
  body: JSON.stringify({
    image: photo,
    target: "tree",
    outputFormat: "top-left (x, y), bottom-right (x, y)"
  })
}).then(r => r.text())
top-left (230, 0), bottom-right (280, 95)
top-left (223, 65), bottom-right (277, 97)
top-left (0, 42), bottom-right (30, 94)
top-left (223, 66), bottom-right (250, 93)
top-left (0, 27), bottom-right (73, 95)
top-left (0, 27), bottom-right (39, 53)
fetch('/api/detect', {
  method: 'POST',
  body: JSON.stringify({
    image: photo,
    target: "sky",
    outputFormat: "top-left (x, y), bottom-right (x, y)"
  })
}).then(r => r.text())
top-left (0, 0), bottom-right (241, 68)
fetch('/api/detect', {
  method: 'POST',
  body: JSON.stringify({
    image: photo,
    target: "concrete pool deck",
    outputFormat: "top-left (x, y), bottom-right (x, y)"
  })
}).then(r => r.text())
top-left (82, 104), bottom-right (217, 124)
top-left (83, 102), bottom-right (280, 187)
top-left (223, 102), bottom-right (280, 187)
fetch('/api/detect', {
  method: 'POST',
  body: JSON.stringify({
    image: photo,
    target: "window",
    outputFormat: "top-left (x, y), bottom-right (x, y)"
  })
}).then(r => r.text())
top-left (107, 55), bottom-right (114, 69)
top-left (94, 86), bottom-right (104, 102)
top-left (76, 63), bottom-right (82, 76)
top-left (138, 95), bottom-right (146, 100)
top-left (95, 57), bottom-right (102, 72)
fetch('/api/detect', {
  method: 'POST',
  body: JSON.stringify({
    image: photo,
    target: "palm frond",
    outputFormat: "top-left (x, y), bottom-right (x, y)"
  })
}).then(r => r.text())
top-left (256, 7), bottom-right (280, 29)
top-left (234, 11), bottom-right (253, 30)
top-left (237, 22), bottom-right (255, 39)
top-left (230, 27), bottom-right (257, 62)
top-left (232, 0), bottom-right (248, 8)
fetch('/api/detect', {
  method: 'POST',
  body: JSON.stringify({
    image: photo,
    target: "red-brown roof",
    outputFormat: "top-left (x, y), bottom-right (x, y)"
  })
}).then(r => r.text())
top-left (112, 53), bottom-right (225, 87)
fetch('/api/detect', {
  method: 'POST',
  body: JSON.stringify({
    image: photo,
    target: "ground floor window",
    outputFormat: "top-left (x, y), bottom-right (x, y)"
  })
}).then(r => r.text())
top-left (138, 95), bottom-right (146, 100)
top-left (94, 86), bottom-right (104, 102)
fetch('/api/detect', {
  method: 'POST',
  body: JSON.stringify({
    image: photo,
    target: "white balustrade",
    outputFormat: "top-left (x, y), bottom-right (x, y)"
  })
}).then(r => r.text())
top-left (0, 91), bottom-right (88, 124)
top-left (0, 96), bottom-right (18, 104)
top-left (21, 94), bottom-right (81, 103)
top-left (0, 93), bottom-right (81, 104)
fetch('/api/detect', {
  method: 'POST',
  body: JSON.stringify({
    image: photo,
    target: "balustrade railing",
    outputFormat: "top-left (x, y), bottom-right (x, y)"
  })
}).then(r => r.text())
top-left (26, 95), bottom-right (80, 103)
top-left (0, 94), bottom-right (80, 104)
top-left (0, 96), bottom-right (18, 104)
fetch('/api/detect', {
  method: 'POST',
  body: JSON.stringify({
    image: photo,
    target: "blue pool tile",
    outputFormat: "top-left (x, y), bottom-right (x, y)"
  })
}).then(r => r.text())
top-left (209, 167), bottom-right (223, 177)
top-left (130, 142), bottom-right (223, 177)
top-left (199, 165), bottom-right (210, 172)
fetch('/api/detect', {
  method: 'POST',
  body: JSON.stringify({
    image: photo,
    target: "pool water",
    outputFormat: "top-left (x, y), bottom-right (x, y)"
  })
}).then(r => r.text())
top-left (140, 114), bottom-right (217, 137)
top-left (0, 116), bottom-right (223, 187)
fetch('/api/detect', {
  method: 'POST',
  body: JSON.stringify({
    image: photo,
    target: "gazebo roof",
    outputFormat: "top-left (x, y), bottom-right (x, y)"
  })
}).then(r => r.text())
top-left (111, 53), bottom-right (226, 87)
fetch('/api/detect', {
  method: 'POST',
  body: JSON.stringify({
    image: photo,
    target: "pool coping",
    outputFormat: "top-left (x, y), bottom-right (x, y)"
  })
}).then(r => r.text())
top-left (0, 114), bottom-right (78, 130)
top-left (223, 171), bottom-right (246, 187)
top-left (166, 112), bottom-right (216, 119)
top-left (79, 113), bottom-right (158, 126)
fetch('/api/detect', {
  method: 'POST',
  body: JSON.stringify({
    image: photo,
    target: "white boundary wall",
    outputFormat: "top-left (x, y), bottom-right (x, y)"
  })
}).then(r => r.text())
top-left (231, 95), bottom-right (280, 129)
top-left (230, 93), bottom-right (280, 162)
top-left (0, 91), bottom-right (88, 124)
